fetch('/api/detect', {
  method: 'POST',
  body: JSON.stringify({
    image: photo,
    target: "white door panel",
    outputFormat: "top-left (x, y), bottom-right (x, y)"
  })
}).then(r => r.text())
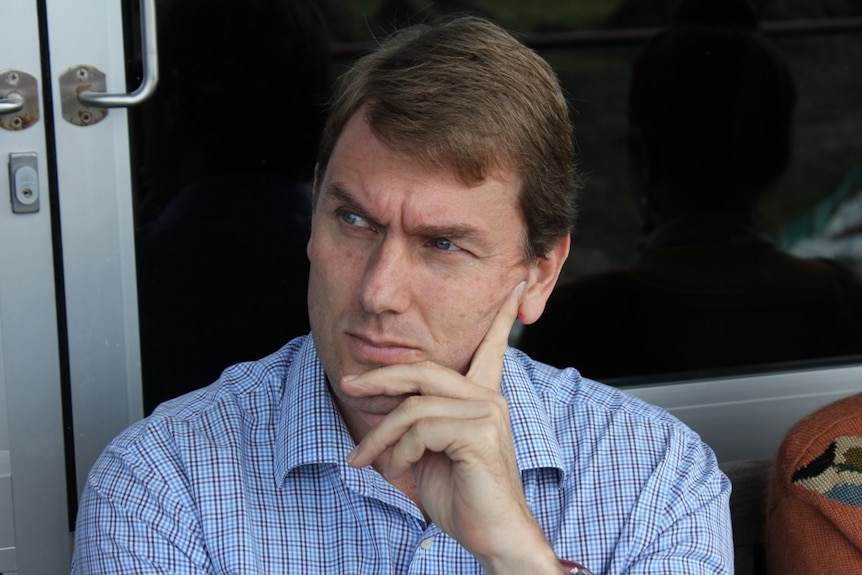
top-left (44, 0), bottom-right (143, 495)
top-left (1, 1), bottom-right (69, 573)
top-left (1, 1), bottom-right (144, 572)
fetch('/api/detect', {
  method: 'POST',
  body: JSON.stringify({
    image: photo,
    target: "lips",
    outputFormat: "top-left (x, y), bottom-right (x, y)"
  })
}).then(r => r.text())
top-left (347, 332), bottom-right (421, 365)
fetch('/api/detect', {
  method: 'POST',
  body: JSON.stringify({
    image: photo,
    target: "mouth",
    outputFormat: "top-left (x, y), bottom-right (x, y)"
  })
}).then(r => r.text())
top-left (346, 332), bottom-right (422, 365)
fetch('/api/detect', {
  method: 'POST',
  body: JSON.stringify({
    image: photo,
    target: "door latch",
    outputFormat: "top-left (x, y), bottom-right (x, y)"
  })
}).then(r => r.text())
top-left (9, 153), bottom-right (39, 213)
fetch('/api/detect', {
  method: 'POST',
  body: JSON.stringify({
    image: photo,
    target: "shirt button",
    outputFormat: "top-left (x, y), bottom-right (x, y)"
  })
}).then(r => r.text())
top-left (420, 537), bottom-right (434, 550)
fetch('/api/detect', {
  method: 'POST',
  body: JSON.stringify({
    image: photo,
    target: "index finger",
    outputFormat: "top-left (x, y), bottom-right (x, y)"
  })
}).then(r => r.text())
top-left (466, 280), bottom-right (526, 389)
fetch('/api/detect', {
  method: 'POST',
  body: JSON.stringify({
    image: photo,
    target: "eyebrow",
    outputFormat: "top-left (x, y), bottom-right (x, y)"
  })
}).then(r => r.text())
top-left (325, 183), bottom-right (378, 225)
top-left (322, 181), bottom-right (490, 249)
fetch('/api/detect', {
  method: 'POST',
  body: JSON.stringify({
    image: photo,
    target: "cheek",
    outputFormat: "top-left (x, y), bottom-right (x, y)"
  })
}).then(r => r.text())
top-left (426, 275), bottom-right (506, 356)
top-left (437, 305), bottom-right (499, 373)
top-left (442, 268), bottom-right (512, 318)
top-left (307, 229), bottom-right (372, 331)
top-left (308, 226), bottom-right (353, 287)
top-left (307, 232), bottom-right (346, 317)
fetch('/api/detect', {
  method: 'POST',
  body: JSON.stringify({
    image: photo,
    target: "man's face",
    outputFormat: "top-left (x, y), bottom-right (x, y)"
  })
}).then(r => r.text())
top-left (307, 111), bottom-right (532, 431)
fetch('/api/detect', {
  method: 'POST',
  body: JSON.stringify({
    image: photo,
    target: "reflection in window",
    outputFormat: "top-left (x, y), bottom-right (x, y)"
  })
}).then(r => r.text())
top-left (131, 0), bottom-right (332, 413)
top-left (127, 0), bottom-right (862, 400)
top-left (514, 1), bottom-right (862, 382)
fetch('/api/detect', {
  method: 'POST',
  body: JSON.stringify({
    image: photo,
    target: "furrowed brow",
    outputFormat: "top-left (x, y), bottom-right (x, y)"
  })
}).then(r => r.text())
top-left (411, 222), bottom-right (496, 256)
top-left (324, 182), bottom-right (490, 251)
top-left (324, 183), bottom-right (383, 226)
top-left (411, 223), bottom-right (480, 242)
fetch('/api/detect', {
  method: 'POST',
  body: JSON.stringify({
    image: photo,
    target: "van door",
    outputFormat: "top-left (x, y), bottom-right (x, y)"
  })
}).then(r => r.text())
top-left (0, 0), bottom-right (147, 572)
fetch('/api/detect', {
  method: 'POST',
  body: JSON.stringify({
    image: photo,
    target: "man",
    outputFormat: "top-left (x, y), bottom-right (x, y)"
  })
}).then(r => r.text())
top-left (72, 15), bottom-right (732, 574)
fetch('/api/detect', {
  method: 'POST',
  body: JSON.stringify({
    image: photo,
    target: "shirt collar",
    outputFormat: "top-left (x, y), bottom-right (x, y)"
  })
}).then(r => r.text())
top-left (501, 350), bottom-right (565, 475)
top-left (274, 336), bottom-right (354, 485)
top-left (274, 338), bottom-right (564, 484)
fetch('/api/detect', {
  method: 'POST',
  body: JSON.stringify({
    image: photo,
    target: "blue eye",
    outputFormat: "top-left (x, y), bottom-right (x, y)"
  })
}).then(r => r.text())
top-left (341, 211), bottom-right (369, 228)
top-left (432, 238), bottom-right (461, 251)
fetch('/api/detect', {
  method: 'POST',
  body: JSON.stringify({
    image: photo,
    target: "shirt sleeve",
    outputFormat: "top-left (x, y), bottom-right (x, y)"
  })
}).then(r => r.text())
top-left (617, 429), bottom-right (734, 575)
top-left (71, 438), bottom-right (211, 575)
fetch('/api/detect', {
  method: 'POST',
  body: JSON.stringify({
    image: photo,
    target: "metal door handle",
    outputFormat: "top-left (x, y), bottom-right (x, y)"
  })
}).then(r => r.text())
top-left (0, 92), bottom-right (24, 115)
top-left (77, 0), bottom-right (158, 108)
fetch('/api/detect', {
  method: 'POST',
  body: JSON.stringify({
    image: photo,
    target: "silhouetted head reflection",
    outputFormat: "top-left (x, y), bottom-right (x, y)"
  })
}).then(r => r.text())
top-left (626, 0), bottom-right (796, 231)
top-left (517, 0), bottom-right (862, 382)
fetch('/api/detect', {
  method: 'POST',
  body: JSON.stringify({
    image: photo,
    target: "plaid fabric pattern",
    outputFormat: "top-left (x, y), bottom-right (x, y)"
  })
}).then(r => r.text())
top-left (72, 335), bottom-right (732, 574)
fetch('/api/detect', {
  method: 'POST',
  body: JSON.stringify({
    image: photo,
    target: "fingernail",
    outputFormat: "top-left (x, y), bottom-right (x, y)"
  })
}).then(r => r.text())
top-left (346, 446), bottom-right (358, 465)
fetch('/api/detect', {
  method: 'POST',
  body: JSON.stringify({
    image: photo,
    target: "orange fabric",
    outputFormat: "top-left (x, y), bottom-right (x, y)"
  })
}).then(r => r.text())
top-left (766, 393), bottom-right (862, 573)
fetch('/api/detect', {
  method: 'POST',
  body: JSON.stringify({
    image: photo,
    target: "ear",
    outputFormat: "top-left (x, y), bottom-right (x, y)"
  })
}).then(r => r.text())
top-left (518, 234), bottom-right (570, 325)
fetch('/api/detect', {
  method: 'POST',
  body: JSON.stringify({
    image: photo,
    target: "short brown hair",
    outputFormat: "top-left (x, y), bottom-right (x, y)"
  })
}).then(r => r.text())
top-left (316, 15), bottom-right (577, 261)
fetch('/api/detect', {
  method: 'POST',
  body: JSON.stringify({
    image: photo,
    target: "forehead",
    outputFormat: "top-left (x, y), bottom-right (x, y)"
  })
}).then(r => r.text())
top-left (320, 111), bottom-right (525, 243)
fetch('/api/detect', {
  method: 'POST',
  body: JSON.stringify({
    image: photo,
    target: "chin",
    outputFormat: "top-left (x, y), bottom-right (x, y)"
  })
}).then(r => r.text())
top-left (352, 393), bottom-right (412, 415)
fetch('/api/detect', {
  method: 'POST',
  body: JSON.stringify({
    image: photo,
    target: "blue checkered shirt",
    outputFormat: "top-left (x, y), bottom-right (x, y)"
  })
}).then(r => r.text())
top-left (72, 335), bottom-right (733, 574)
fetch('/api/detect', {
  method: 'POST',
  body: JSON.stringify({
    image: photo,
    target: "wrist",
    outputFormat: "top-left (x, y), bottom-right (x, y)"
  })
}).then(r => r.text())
top-left (478, 538), bottom-right (562, 575)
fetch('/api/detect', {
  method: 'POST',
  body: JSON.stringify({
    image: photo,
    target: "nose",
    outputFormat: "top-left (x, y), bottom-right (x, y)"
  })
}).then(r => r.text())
top-left (357, 236), bottom-right (412, 315)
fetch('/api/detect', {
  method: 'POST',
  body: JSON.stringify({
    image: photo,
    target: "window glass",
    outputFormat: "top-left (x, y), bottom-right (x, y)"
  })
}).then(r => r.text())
top-left (131, 0), bottom-right (330, 413)
top-left (128, 1), bottom-right (862, 411)
top-left (535, 23), bottom-right (862, 383)
top-left (326, 1), bottom-right (862, 383)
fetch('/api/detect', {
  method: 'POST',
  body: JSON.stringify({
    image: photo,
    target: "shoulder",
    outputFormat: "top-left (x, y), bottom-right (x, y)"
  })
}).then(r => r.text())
top-left (157, 335), bottom-right (305, 414)
top-left (510, 348), bottom-right (696, 438)
top-left (508, 349), bottom-right (732, 568)
top-left (93, 336), bottom-right (310, 473)
top-left (508, 349), bottom-right (724, 503)
top-left (74, 337), bottom-right (315, 570)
